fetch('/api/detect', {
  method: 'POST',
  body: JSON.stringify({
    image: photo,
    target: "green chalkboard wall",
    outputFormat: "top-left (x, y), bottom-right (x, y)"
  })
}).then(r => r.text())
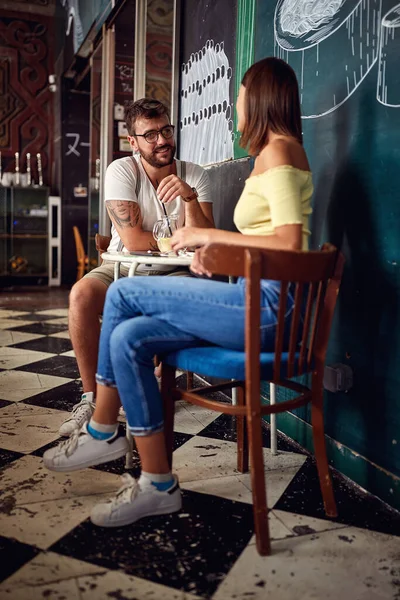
top-left (256, 0), bottom-right (400, 495)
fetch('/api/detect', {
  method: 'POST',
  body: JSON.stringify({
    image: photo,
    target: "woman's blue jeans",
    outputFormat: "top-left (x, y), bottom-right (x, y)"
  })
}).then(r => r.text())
top-left (96, 276), bottom-right (294, 436)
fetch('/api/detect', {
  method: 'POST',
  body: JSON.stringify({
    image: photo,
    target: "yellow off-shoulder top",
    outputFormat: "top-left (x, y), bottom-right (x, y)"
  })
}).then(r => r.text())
top-left (233, 165), bottom-right (313, 250)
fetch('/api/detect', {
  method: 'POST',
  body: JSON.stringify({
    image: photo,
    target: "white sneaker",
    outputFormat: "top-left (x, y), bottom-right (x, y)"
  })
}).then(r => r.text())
top-left (43, 423), bottom-right (128, 472)
top-left (91, 473), bottom-right (182, 527)
top-left (59, 392), bottom-right (95, 437)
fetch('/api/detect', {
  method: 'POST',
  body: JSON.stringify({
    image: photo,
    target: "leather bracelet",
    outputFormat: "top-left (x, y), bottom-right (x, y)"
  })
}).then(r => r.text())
top-left (183, 187), bottom-right (198, 202)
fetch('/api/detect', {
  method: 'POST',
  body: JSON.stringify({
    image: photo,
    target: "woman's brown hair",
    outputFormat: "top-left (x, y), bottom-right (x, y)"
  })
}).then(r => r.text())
top-left (239, 57), bottom-right (303, 155)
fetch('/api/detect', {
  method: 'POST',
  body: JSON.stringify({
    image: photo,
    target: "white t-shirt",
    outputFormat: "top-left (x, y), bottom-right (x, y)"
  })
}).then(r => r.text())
top-left (104, 155), bottom-right (212, 271)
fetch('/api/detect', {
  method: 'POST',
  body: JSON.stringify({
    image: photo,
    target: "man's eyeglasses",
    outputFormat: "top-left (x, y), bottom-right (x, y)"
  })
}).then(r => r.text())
top-left (134, 125), bottom-right (175, 144)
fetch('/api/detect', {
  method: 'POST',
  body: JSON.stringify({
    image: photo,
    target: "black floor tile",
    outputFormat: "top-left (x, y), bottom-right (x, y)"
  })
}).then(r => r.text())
top-left (274, 457), bottom-right (400, 536)
top-left (23, 379), bottom-right (83, 411)
top-left (12, 313), bottom-right (58, 322)
top-left (0, 400), bottom-right (12, 409)
top-left (16, 355), bottom-right (79, 379)
top-left (0, 448), bottom-right (24, 469)
top-left (8, 322), bottom-right (68, 335)
top-left (30, 437), bottom-right (64, 458)
top-left (92, 430), bottom-right (194, 477)
top-left (199, 413), bottom-right (307, 454)
top-left (10, 336), bottom-right (72, 354)
top-left (50, 489), bottom-right (254, 597)
top-left (0, 535), bottom-right (39, 582)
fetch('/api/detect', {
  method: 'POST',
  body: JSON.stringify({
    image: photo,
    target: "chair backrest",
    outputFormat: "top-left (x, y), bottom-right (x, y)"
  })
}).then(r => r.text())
top-left (72, 226), bottom-right (86, 264)
top-left (201, 243), bottom-right (344, 384)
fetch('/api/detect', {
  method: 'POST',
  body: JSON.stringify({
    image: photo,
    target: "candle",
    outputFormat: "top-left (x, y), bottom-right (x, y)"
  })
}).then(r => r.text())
top-left (36, 153), bottom-right (43, 186)
top-left (26, 153), bottom-right (31, 186)
top-left (15, 152), bottom-right (20, 185)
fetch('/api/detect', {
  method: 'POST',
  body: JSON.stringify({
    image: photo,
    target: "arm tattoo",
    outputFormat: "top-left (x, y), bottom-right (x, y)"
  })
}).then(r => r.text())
top-left (106, 201), bottom-right (141, 229)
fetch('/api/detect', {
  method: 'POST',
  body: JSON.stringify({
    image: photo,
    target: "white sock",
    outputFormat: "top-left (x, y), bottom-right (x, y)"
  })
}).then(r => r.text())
top-left (87, 419), bottom-right (117, 440)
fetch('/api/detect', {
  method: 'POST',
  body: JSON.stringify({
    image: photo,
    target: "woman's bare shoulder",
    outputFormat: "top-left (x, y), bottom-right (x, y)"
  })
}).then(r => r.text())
top-left (256, 138), bottom-right (310, 174)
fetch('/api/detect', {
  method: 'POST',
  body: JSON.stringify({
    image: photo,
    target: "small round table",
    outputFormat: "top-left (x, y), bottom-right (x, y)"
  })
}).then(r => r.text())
top-left (101, 251), bottom-right (193, 280)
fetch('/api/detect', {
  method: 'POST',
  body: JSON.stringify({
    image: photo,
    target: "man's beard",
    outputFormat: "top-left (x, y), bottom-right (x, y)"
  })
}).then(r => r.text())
top-left (139, 143), bottom-right (176, 168)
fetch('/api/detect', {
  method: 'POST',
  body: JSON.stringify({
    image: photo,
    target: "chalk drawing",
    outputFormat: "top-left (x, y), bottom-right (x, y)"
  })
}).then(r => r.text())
top-left (274, 0), bottom-right (383, 118)
top-left (377, 4), bottom-right (400, 107)
top-left (179, 40), bottom-right (234, 166)
top-left (61, 0), bottom-right (84, 53)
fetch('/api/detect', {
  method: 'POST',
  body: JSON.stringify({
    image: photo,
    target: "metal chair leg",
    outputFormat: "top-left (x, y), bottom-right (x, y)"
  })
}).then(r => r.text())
top-left (125, 427), bottom-right (134, 469)
top-left (270, 383), bottom-right (277, 455)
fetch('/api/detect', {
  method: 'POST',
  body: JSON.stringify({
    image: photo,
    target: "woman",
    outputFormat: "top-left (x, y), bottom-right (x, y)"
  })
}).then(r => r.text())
top-left (44, 57), bottom-right (313, 528)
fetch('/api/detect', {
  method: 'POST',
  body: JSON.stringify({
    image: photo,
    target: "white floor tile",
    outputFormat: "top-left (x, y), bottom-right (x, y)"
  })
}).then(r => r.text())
top-left (0, 347), bottom-right (55, 369)
top-left (272, 510), bottom-right (347, 536)
top-left (0, 553), bottom-right (202, 599)
top-left (0, 552), bottom-right (104, 589)
top-left (49, 331), bottom-right (71, 340)
top-left (0, 578), bottom-right (81, 599)
top-left (0, 404), bottom-right (71, 452)
top-left (44, 317), bottom-right (69, 325)
top-left (239, 464), bottom-right (307, 507)
top-left (78, 570), bottom-right (203, 600)
top-left (0, 310), bottom-right (29, 318)
top-left (213, 526), bottom-right (400, 600)
top-left (60, 349), bottom-right (75, 357)
top-left (0, 330), bottom-right (44, 347)
top-left (0, 319), bottom-right (37, 330)
top-left (0, 455), bottom-right (121, 549)
top-left (0, 553), bottom-right (203, 600)
top-left (0, 455), bottom-right (120, 504)
top-left (0, 493), bottom-right (111, 549)
top-left (174, 402), bottom-right (220, 435)
top-left (173, 436), bottom-right (306, 483)
top-left (35, 309), bottom-right (69, 317)
top-left (182, 475), bottom-right (253, 503)
top-left (0, 370), bottom-right (72, 401)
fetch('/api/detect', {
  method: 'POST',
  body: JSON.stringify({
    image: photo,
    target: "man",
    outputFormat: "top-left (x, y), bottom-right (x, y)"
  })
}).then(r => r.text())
top-left (60, 98), bottom-right (214, 436)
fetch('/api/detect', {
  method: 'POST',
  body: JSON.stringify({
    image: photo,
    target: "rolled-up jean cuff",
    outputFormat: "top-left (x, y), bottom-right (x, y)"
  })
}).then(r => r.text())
top-left (95, 374), bottom-right (118, 388)
top-left (127, 422), bottom-right (164, 437)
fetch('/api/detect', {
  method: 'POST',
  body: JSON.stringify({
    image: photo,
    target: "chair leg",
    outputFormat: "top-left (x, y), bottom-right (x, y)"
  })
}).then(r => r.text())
top-left (186, 371), bottom-right (194, 390)
top-left (311, 373), bottom-right (337, 518)
top-left (236, 385), bottom-right (248, 473)
top-left (247, 408), bottom-right (271, 556)
top-left (125, 428), bottom-right (134, 469)
top-left (161, 363), bottom-right (176, 469)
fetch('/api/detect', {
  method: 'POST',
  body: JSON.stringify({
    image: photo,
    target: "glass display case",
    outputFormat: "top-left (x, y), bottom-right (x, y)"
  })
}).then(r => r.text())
top-left (0, 186), bottom-right (50, 285)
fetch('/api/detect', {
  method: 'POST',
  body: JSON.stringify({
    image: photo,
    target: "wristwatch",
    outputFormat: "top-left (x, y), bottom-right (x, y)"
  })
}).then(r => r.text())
top-left (183, 187), bottom-right (198, 202)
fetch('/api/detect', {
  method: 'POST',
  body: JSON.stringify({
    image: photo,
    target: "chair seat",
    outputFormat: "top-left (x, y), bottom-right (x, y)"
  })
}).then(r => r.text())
top-left (162, 346), bottom-right (303, 381)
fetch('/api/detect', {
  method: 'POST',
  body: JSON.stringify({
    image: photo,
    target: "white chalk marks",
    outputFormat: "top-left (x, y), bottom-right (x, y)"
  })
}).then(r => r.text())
top-left (377, 4), bottom-right (400, 107)
top-left (60, 0), bottom-right (84, 54)
top-left (179, 40), bottom-right (234, 166)
top-left (274, 0), bottom-right (400, 118)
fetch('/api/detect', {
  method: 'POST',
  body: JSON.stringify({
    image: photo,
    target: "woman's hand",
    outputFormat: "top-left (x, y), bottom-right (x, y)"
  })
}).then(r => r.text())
top-left (189, 249), bottom-right (212, 277)
top-left (171, 227), bottom-right (213, 251)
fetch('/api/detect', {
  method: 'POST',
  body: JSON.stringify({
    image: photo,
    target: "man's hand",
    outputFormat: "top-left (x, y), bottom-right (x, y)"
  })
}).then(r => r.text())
top-left (171, 227), bottom-right (213, 251)
top-left (157, 175), bottom-right (194, 204)
top-left (189, 249), bottom-right (212, 277)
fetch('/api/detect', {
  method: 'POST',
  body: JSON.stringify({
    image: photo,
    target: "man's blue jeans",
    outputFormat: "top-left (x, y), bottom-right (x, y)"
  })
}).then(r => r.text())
top-left (96, 276), bottom-right (294, 436)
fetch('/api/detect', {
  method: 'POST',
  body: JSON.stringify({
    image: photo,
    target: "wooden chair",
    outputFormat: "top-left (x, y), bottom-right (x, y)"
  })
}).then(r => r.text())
top-left (72, 226), bottom-right (88, 281)
top-left (160, 242), bottom-right (345, 556)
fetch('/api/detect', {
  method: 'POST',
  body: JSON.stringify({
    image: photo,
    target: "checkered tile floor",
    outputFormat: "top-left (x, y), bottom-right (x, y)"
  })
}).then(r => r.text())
top-left (0, 305), bottom-right (400, 599)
